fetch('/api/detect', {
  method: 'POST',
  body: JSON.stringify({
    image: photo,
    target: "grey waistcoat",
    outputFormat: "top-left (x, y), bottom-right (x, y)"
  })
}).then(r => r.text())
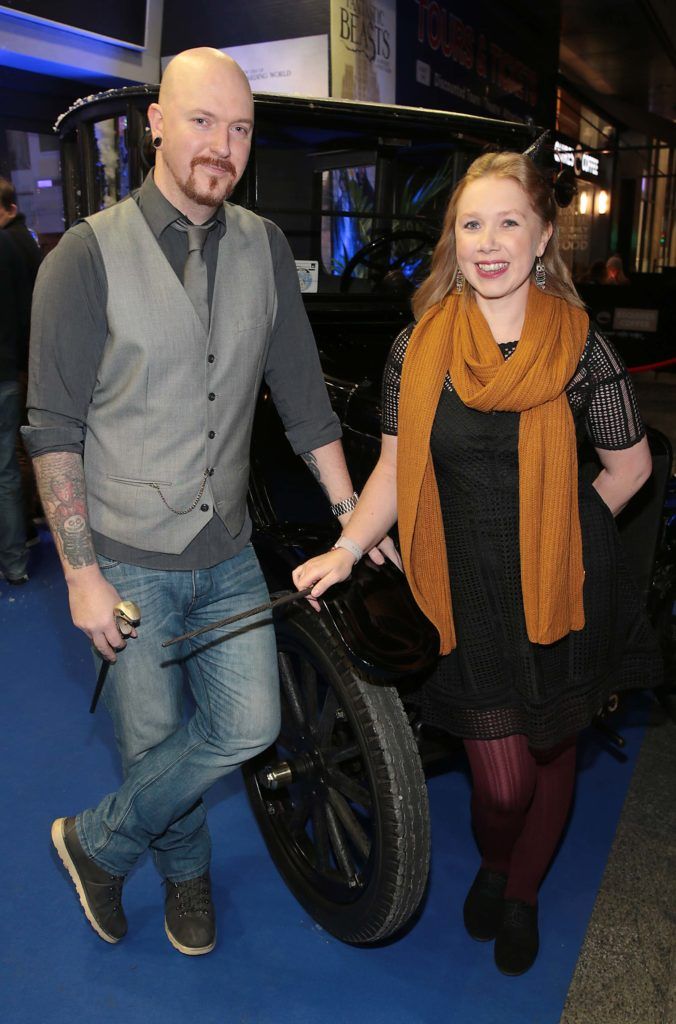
top-left (83, 198), bottom-right (276, 554)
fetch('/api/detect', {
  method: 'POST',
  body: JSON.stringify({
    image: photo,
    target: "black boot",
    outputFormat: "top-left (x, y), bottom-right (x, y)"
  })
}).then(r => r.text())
top-left (463, 867), bottom-right (508, 941)
top-left (494, 899), bottom-right (539, 975)
top-left (164, 872), bottom-right (216, 955)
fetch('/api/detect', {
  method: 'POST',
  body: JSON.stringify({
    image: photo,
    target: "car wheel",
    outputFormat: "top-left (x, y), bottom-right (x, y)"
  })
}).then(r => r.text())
top-left (242, 597), bottom-right (431, 944)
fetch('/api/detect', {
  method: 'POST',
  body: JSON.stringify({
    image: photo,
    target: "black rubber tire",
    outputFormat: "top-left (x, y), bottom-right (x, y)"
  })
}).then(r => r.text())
top-left (243, 598), bottom-right (430, 944)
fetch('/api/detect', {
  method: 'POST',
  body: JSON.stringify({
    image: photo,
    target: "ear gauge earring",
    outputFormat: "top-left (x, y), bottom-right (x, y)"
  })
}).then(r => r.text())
top-left (455, 269), bottom-right (465, 294)
top-left (152, 136), bottom-right (162, 149)
top-left (535, 256), bottom-right (546, 289)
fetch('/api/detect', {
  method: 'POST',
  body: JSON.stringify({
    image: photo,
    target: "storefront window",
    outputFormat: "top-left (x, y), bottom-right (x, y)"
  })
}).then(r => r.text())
top-left (636, 142), bottom-right (674, 273)
top-left (558, 190), bottom-right (592, 279)
top-left (0, 127), bottom-right (63, 253)
top-left (554, 90), bottom-right (615, 282)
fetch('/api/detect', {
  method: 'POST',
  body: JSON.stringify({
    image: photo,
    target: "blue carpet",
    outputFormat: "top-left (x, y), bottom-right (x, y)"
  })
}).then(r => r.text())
top-left (0, 535), bottom-right (649, 1024)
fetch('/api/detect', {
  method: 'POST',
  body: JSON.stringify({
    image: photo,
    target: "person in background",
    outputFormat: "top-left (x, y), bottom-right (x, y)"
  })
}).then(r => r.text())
top-left (0, 177), bottom-right (41, 584)
top-left (605, 254), bottom-right (630, 285)
top-left (24, 48), bottom-right (389, 957)
top-left (292, 151), bottom-right (661, 976)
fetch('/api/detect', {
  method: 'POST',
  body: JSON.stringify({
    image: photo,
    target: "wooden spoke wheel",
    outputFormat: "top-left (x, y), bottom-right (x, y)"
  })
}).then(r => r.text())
top-left (243, 598), bottom-right (430, 944)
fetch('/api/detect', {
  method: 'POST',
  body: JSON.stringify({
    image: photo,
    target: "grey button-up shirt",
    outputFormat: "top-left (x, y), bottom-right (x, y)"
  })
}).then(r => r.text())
top-left (25, 173), bottom-right (341, 569)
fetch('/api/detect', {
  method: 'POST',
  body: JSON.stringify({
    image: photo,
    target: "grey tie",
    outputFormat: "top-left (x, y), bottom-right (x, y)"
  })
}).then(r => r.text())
top-left (174, 218), bottom-right (214, 331)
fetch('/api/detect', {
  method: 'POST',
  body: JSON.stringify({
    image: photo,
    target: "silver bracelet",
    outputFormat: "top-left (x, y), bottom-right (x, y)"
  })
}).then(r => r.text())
top-left (332, 536), bottom-right (363, 564)
top-left (329, 491), bottom-right (358, 517)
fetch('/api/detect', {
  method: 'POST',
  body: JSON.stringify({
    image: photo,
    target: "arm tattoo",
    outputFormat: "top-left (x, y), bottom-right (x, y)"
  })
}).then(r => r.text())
top-left (33, 452), bottom-right (97, 570)
top-left (300, 451), bottom-right (330, 501)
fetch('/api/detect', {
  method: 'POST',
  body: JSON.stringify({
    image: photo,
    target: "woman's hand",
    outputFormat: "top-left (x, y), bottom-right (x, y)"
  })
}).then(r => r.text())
top-left (292, 548), bottom-right (356, 611)
top-left (593, 436), bottom-right (652, 515)
top-left (369, 534), bottom-right (402, 570)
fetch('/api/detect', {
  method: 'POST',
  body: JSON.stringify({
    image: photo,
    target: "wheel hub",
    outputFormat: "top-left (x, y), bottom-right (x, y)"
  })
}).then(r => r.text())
top-left (258, 750), bottom-right (320, 790)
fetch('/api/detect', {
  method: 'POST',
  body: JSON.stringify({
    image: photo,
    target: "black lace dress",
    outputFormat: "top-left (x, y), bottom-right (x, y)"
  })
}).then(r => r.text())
top-left (383, 325), bottom-right (662, 748)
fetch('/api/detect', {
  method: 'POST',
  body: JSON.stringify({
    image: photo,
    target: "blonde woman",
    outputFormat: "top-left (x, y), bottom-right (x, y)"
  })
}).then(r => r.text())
top-left (293, 151), bottom-right (661, 975)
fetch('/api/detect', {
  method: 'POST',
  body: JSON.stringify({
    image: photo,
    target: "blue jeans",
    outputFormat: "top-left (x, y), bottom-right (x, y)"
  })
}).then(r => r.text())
top-left (0, 380), bottom-right (27, 579)
top-left (77, 544), bottom-right (280, 881)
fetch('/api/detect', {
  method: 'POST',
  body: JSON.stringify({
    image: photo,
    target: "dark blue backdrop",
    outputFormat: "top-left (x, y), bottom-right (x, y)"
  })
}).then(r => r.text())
top-left (395, 0), bottom-right (559, 126)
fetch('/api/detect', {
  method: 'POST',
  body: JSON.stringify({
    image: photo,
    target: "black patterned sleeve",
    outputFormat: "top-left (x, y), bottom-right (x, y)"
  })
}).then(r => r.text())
top-left (381, 323), bottom-right (415, 435)
top-left (584, 329), bottom-right (646, 450)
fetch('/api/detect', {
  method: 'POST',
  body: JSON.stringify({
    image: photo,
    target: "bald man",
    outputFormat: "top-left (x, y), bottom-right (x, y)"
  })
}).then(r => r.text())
top-left (24, 49), bottom-right (361, 955)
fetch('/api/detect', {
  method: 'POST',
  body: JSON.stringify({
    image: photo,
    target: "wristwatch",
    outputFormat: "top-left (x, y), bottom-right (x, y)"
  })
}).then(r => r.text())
top-left (329, 491), bottom-right (358, 517)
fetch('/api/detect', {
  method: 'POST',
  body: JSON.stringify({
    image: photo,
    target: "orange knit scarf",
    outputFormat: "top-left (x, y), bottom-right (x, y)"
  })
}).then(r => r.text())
top-left (398, 285), bottom-right (589, 654)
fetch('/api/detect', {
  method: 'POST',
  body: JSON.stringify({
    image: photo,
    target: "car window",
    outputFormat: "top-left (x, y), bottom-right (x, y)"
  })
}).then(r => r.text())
top-left (92, 115), bottom-right (130, 211)
top-left (248, 118), bottom-right (481, 299)
top-left (59, 92), bottom-right (532, 305)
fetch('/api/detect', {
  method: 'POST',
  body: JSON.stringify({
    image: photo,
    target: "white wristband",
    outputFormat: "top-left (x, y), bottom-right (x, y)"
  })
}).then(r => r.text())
top-left (332, 536), bottom-right (363, 564)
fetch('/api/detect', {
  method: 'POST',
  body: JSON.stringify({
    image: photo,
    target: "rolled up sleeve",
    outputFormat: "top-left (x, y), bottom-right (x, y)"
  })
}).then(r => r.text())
top-left (22, 224), bottom-right (107, 458)
top-left (262, 222), bottom-right (341, 454)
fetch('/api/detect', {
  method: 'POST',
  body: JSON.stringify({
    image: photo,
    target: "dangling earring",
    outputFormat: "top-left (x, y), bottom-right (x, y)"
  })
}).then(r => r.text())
top-left (535, 256), bottom-right (546, 290)
top-left (152, 136), bottom-right (162, 149)
top-left (455, 269), bottom-right (465, 294)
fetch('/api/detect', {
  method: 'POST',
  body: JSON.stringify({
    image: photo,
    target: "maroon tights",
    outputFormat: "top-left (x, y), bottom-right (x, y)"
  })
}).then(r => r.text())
top-left (463, 733), bottom-right (577, 906)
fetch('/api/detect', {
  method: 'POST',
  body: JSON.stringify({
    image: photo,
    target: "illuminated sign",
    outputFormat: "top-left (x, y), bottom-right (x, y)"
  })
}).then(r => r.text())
top-left (554, 140), bottom-right (575, 167)
top-left (163, 36), bottom-right (329, 97)
top-left (582, 152), bottom-right (599, 175)
top-left (554, 140), bottom-right (600, 178)
top-left (331, 0), bottom-right (396, 103)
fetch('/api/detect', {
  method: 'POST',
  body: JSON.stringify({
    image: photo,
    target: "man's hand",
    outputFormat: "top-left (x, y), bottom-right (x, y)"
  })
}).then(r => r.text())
top-left (34, 452), bottom-right (138, 660)
top-left (66, 565), bottom-right (137, 661)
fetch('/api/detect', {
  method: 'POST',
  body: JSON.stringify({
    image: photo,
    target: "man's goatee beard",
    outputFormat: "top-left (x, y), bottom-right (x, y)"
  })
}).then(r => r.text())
top-left (180, 156), bottom-right (237, 206)
top-left (181, 176), bottom-right (234, 206)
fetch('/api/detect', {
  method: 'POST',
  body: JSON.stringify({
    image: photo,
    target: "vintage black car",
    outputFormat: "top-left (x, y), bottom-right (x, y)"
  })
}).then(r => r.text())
top-left (55, 88), bottom-right (675, 945)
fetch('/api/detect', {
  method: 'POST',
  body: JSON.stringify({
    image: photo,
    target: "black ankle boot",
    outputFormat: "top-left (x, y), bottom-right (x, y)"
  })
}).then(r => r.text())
top-left (463, 867), bottom-right (508, 941)
top-left (494, 899), bottom-right (539, 975)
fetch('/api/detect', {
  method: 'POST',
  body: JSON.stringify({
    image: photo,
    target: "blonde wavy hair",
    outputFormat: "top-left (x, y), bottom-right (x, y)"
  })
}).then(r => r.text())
top-left (412, 151), bottom-right (585, 320)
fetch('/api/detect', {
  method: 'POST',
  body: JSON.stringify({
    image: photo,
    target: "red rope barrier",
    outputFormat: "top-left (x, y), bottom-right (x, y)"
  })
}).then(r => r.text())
top-left (628, 356), bottom-right (676, 374)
